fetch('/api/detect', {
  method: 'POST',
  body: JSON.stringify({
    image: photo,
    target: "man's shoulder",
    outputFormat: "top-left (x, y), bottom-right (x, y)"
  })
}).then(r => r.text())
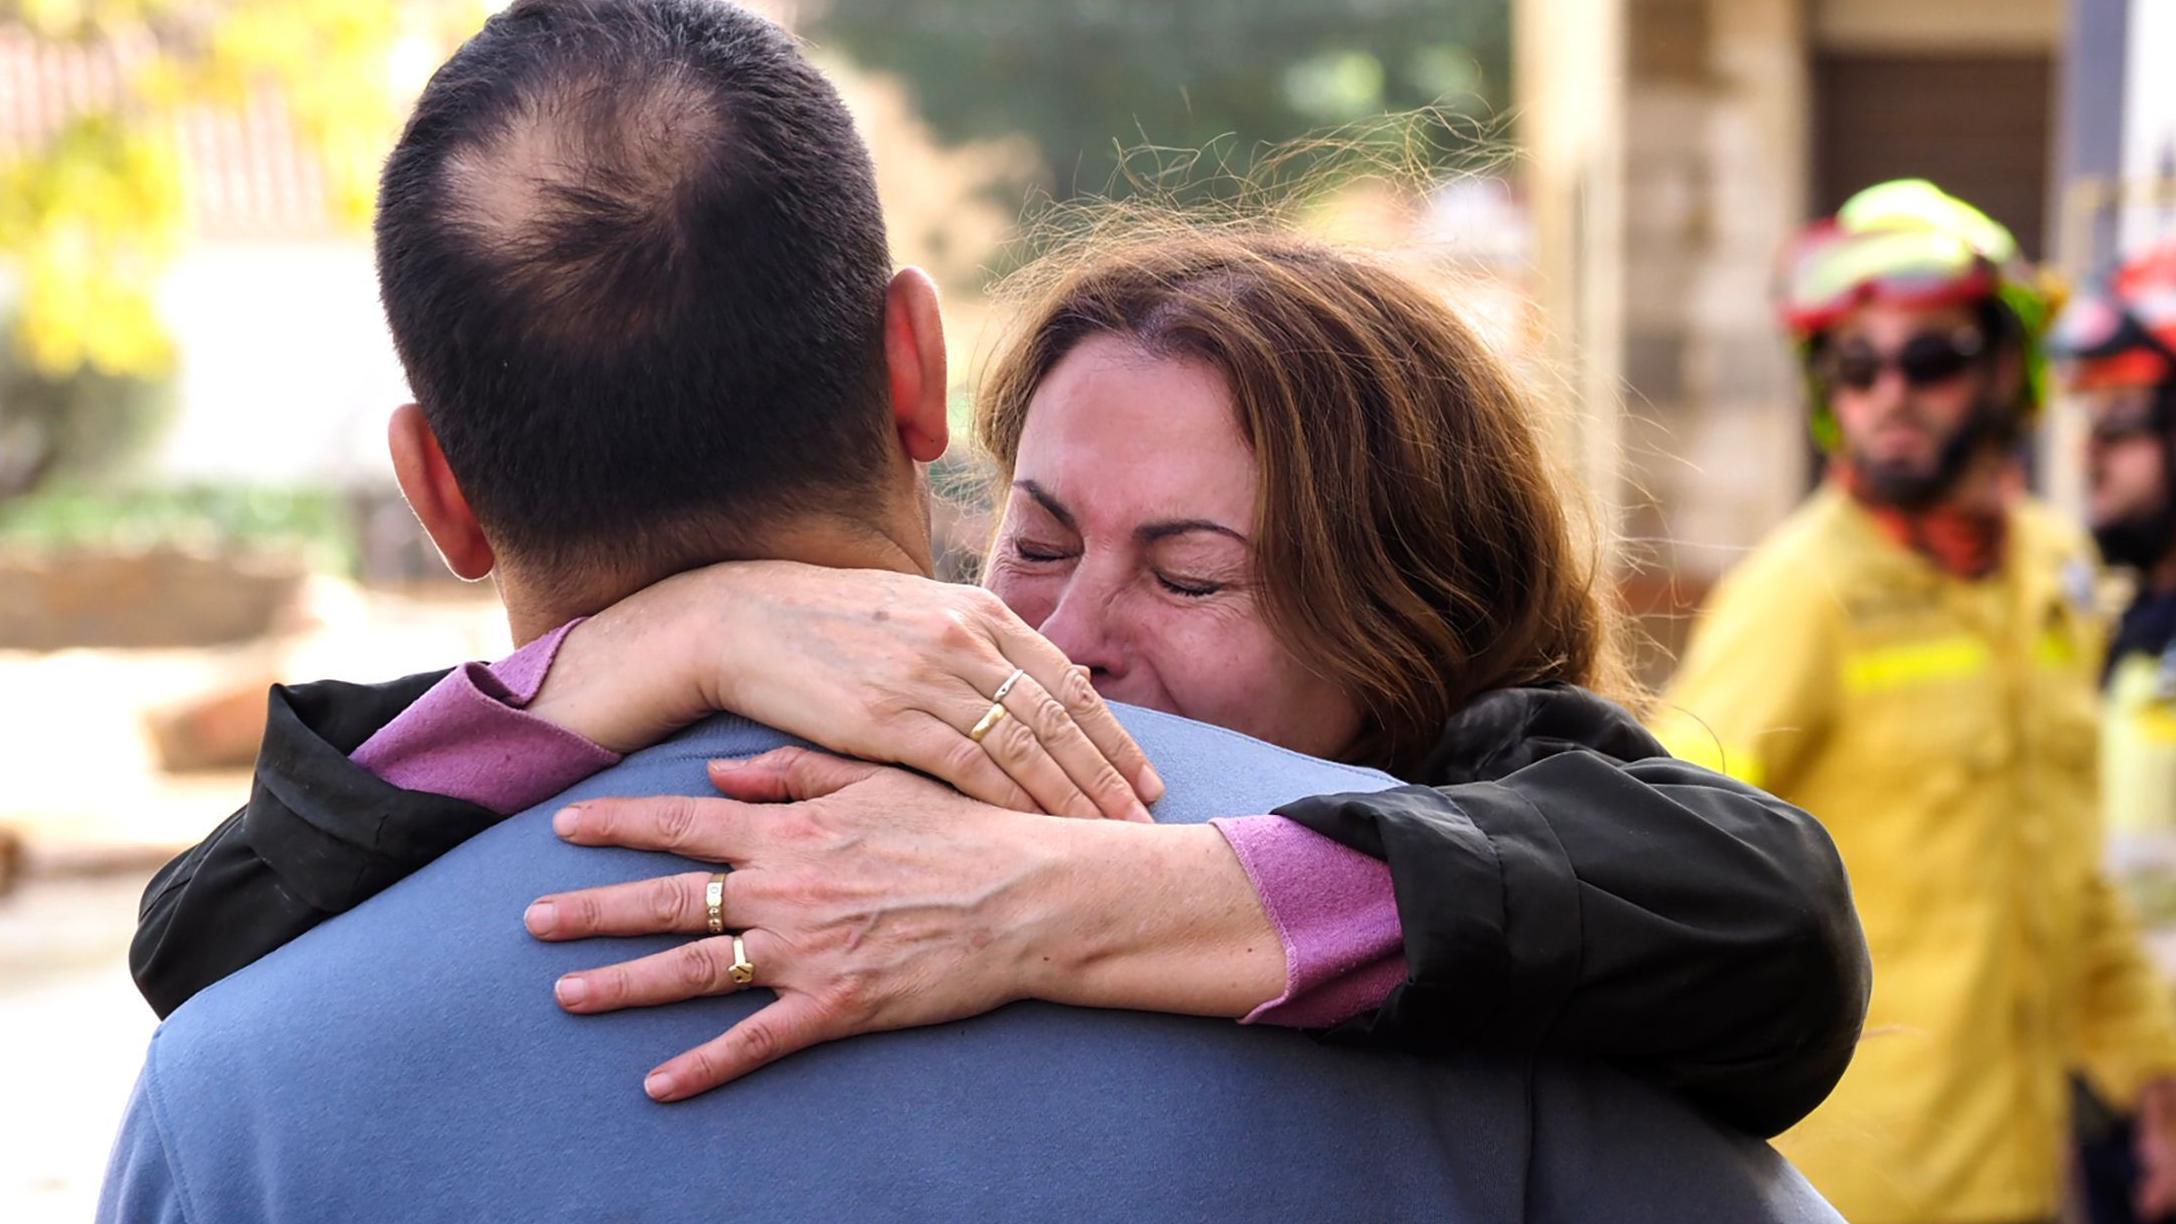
top-left (1110, 702), bottom-right (1393, 784)
top-left (2010, 495), bottom-right (2097, 569)
top-left (147, 715), bottom-right (793, 1061)
top-left (128, 710), bottom-right (1835, 1223)
top-left (1108, 703), bottom-right (1400, 819)
top-left (1697, 498), bottom-right (1856, 637)
top-left (1526, 1059), bottom-right (1845, 1223)
top-left (1737, 488), bottom-right (1864, 580)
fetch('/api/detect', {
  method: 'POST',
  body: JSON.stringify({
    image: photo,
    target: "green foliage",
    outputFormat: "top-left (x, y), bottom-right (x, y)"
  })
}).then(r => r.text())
top-left (805, 0), bottom-right (1510, 199)
top-left (0, 481), bottom-right (357, 570)
top-left (0, 112), bottom-right (183, 376)
top-left (0, 1), bottom-right (482, 500)
top-left (0, 1), bottom-right (456, 381)
top-left (0, 336), bottom-right (172, 497)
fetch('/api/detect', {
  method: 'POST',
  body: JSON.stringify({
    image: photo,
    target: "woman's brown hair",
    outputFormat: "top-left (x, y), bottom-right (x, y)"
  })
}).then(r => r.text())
top-left (976, 228), bottom-right (1632, 775)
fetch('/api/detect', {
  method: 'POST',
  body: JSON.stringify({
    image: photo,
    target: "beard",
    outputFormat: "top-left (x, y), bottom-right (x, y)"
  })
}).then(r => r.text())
top-left (2094, 388), bottom-right (2176, 572)
top-left (1845, 399), bottom-right (2008, 512)
top-left (2094, 499), bottom-right (2176, 571)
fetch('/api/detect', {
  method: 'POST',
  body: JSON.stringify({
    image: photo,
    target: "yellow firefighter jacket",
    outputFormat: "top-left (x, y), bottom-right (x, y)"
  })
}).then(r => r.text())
top-left (1654, 485), bottom-right (2176, 1224)
top-left (2103, 639), bottom-right (2176, 959)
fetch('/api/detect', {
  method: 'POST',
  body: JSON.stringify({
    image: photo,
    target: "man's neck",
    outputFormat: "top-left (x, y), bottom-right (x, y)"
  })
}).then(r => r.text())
top-left (498, 512), bottom-right (934, 646)
top-left (1936, 450), bottom-right (2010, 518)
top-left (1834, 448), bottom-right (2012, 580)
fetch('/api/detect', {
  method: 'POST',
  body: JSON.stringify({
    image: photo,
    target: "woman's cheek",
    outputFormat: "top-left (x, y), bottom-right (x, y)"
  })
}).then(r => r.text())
top-left (985, 568), bottom-right (1058, 629)
top-left (1174, 614), bottom-right (1360, 757)
top-left (1142, 605), bottom-right (1276, 725)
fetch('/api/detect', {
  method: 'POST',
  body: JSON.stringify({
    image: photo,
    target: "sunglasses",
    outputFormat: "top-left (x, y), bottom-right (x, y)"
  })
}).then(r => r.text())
top-left (1823, 329), bottom-right (1986, 392)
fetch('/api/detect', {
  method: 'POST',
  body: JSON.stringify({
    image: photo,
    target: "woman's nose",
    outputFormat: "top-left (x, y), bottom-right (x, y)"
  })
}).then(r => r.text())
top-left (1036, 574), bottom-right (1123, 679)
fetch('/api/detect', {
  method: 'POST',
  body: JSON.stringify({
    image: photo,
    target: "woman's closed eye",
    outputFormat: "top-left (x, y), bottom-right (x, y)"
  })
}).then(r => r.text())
top-left (1154, 571), bottom-right (1222, 599)
top-left (1145, 535), bottom-right (1247, 601)
top-left (1009, 539), bottom-right (1075, 565)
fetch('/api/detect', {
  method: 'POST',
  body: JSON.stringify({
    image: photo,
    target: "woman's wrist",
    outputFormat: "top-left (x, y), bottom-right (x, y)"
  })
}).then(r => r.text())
top-left (653, 561), bottom-right (848, 734)
top-left (1018, 820), bottom-right (1285, 1019)
top-left (525, 588), bottom-right (719, 754)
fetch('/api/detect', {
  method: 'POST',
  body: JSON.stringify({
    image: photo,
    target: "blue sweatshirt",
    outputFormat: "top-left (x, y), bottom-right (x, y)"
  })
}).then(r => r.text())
top-left (100, 705), bottom-right (1840, 1223)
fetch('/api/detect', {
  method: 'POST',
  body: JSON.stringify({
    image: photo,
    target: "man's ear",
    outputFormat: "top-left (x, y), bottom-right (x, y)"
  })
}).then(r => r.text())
top-left (387, 402), bottom-right (495, 581)
top-left (884, 267), bottom-right (949, 463)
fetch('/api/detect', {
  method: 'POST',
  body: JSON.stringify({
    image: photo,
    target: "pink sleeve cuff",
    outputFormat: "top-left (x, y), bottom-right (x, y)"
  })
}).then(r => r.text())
top-left (350, 619), bottom-right (623, 815)
top-left (1210, 814), bottom-right (1407, 1029)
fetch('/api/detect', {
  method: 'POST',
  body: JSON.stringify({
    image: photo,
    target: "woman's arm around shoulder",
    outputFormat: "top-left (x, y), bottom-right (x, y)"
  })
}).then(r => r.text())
top-left (131, 669), bottom-right (506, 1017)
top-left (1275, 684), bottom-right (1869, 1138)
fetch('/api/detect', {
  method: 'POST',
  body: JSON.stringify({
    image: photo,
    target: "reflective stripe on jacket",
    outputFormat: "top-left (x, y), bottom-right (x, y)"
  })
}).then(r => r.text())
top-left (1654, 485), bottom-right (2176, 1224)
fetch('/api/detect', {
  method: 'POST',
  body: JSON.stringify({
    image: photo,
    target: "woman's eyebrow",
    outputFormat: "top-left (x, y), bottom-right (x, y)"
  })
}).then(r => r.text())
top-left (1138, 519), bottom-right (1248, 546)
top-left (1017, 479), bottom-right (1246, 545)
top-left (1014, 480), bottom-right (1076, 531)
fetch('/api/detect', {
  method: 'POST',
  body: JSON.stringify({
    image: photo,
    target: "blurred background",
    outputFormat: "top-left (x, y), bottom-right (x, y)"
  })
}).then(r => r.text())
top-left (1, 0), bottom-right (2171, 1217)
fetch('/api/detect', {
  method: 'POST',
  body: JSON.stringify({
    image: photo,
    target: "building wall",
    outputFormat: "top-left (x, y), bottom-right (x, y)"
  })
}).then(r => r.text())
top-left (1583, 0), bottom-right (2062, 674)
top-left (1608, 0), bottom-right (2061, 588)
top-left (1616, 0), bottom-right (1810, 597)
top-left (1814, 0), bottom-right (2061, 51)
top-left (151, 238), bottom-right (408, 487)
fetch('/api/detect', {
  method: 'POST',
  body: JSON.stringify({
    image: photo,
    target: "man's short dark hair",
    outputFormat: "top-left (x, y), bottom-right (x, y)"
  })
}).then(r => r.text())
top-left (376, 0), bottom-right (895, 574)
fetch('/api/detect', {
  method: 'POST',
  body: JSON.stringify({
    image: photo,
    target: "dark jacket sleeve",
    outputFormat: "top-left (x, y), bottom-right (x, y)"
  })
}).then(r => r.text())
top-left (1274, 685), bottom-right (1870, 1139)
top-left (130, 670), bottom-right (505, 1018)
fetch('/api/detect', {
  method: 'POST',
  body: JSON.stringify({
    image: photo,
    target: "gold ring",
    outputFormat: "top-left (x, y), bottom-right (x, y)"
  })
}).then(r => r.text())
top-left (729, 934), bottom-right (755, 986)
top-left (991, 667), bottom-right (1027, 704)
top-left (968, 703), bottom-right (1009, 743)
top-left (705, 873), bottom-right (726, 935)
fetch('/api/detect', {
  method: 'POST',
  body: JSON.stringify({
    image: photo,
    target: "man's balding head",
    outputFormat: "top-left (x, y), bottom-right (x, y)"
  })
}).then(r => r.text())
top-left (376, 0), bottom-right (900, 582)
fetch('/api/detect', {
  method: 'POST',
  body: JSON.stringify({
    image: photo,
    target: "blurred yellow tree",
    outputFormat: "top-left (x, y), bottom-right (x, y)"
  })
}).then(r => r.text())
top-left (0, 0), bottom-right (479, 380)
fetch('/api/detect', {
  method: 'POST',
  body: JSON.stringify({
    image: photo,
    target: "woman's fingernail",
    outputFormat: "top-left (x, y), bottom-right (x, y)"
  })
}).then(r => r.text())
top-left (552, 806), bottom-right (581, 837)
top-left (645, 1071), bottom-right (676, 1101)
top-left (524, 901), bottom-right (558, 935)
top-left (710, 758), bottom-right (745, 772)
top-left (1140, 764), bottom-right (1166, 801)
top-left (555, 975), bottom-right (589, 1007)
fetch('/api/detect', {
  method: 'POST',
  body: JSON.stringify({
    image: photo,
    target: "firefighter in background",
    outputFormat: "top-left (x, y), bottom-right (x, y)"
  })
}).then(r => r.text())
top-left (2055, 240), bottom-right (2176, 1224)
top-left (1654, 180), bottom-right (2176, 1224)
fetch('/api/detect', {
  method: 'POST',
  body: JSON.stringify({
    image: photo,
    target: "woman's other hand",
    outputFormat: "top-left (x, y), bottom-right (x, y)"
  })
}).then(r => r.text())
top-left (531, 561), bottom-right (1162, 821)
top-left (526, 747), bottom-right (1281, 1101)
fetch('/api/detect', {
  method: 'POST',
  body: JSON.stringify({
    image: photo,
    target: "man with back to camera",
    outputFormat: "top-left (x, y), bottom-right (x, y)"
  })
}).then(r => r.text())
top-left (1655, 181), bottom-right (2176, 1224)
top-left (97, 2), bottom-right (1841, 1219)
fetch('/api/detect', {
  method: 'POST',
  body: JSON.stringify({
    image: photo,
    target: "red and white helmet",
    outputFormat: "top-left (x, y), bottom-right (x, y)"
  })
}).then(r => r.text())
top-left (2051, 240), bottom-right (2176, 391)
top-left (1778, 179), bottom-right (2061, 447)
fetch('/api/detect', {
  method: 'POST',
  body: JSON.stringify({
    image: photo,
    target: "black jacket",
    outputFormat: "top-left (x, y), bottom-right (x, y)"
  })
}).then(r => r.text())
top-left (132, 675), bottom-right (1867, 1138)
top-left (1279, 686), bottom-right (1868, 1140)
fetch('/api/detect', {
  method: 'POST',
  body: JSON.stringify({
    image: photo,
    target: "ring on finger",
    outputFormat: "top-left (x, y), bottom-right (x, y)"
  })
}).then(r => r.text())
top-left (968, 702), bottom-right (1010, 743)
top-left (705, 873), bottom-right (726, 935)
top-left (969, 667), bottom-right (1028, 744)
top-left (728, 934), bottom-right (756, 986)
